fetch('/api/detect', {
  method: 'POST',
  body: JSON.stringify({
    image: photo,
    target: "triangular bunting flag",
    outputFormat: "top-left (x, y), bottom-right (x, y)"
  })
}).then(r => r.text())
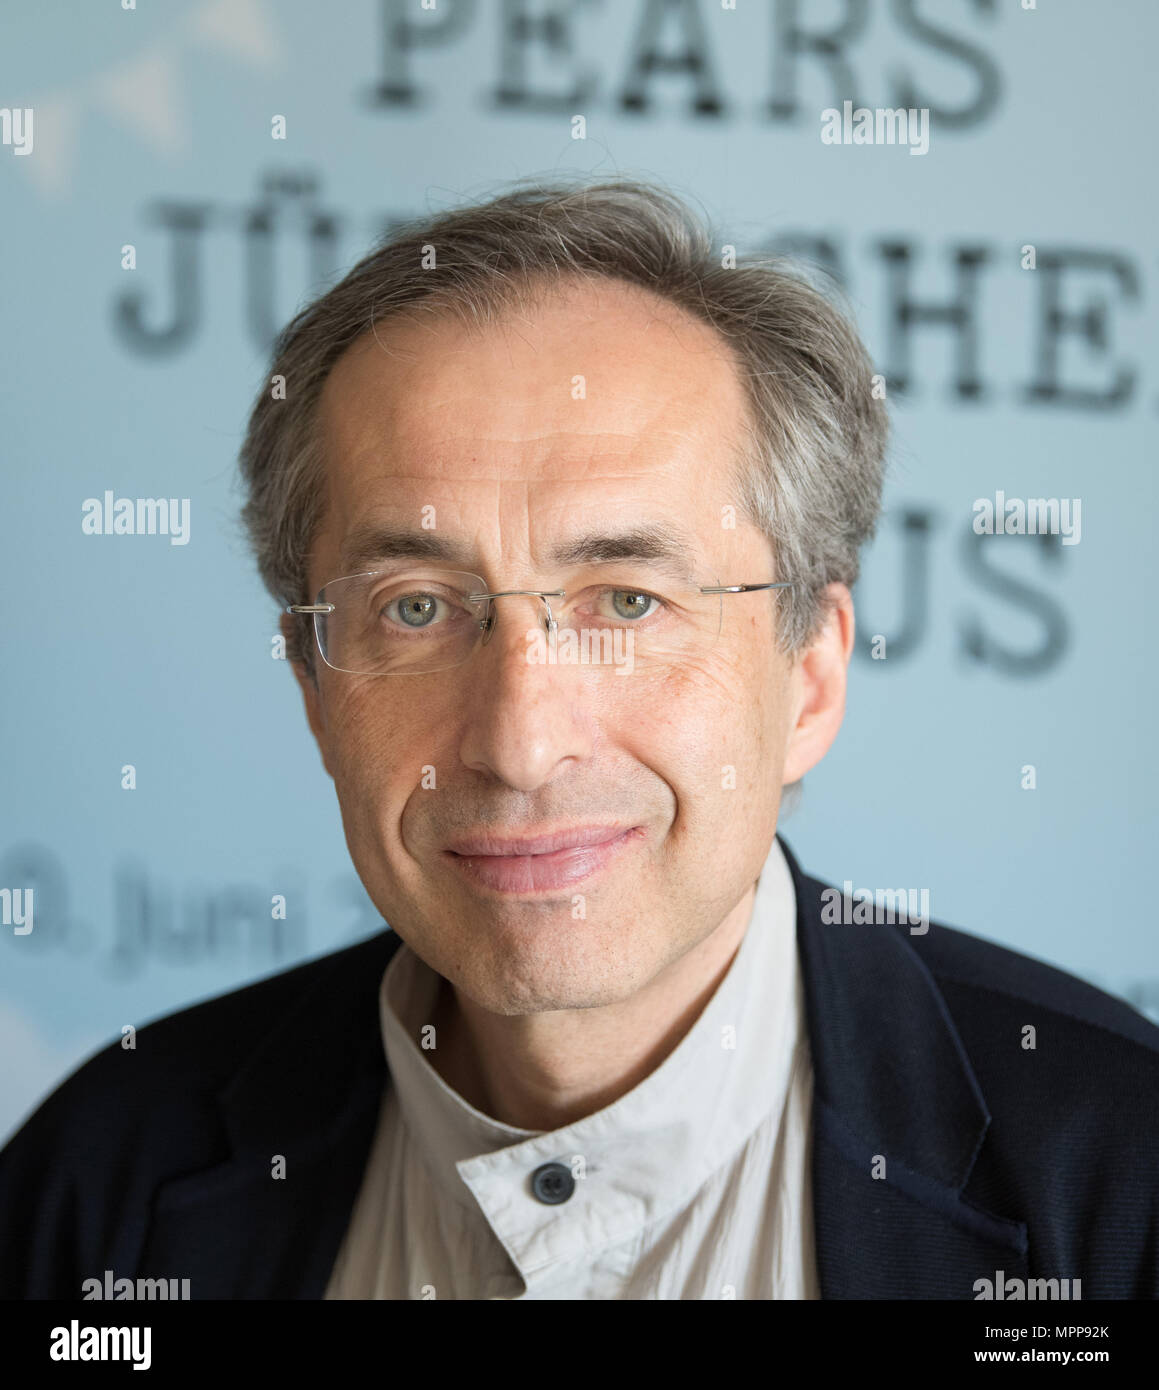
top-left (14, 95), bottom-right (80, 198)
top-left (185, 0), bottom-right (285, 69)
top-left (92, 44), bottom-right (187, 158)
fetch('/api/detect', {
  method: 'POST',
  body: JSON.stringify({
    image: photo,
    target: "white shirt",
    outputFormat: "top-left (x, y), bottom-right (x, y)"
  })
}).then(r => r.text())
top-left (325, 837), bottom-right (818, 1299)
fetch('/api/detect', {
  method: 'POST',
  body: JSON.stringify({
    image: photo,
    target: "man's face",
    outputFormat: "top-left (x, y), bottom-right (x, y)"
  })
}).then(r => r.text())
top-left (294, 278), bottom-right (818, 1015)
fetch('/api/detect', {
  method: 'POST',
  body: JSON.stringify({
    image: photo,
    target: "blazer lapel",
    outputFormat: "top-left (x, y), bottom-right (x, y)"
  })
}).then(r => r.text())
top-left (141, 930), bottom-right (403, 1298)
top-left (779, 836), bottom-right (1028, 1298)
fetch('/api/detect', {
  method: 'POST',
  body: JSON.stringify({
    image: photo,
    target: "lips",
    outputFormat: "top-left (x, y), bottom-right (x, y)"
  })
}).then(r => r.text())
top-left (444, 825), bottom-right (633, 858)
top-left (443, 825), bottom-right (643, 894)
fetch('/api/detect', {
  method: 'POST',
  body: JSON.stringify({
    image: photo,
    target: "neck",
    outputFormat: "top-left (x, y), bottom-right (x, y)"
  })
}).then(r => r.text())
top-left (427, 880), bottom-right (758, 1132)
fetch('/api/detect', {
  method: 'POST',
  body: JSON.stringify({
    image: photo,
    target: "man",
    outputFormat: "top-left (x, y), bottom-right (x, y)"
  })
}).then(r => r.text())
top-left (2, 178), bottom-right (1157, 1300)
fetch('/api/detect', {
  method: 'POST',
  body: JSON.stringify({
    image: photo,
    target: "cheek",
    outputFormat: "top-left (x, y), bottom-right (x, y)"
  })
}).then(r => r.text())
top-left (624, 653), bottom-right (769, 802)
top-left (320, 679), bottom-right (423, 798)
top-left (691, 646), bottom-right (794, 796)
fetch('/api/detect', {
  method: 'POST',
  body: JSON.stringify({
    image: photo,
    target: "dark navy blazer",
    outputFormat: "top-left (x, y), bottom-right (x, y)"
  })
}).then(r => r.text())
top-left (2, 837), bottom-right (1157, 1299)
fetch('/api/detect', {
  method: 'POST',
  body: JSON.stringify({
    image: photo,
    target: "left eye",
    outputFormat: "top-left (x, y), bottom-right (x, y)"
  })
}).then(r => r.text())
top-left (604, 589), bottom-right (660, 621)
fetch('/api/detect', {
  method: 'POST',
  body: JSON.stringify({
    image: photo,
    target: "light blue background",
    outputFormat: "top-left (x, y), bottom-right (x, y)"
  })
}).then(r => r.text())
top-left (2, 0), bottom-right (1155, 1142)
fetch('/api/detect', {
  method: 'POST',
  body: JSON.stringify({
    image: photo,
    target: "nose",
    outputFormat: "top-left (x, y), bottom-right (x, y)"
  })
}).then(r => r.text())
top-left (457, 592), bottom-right (595, 793)
top-left (478, 589), bottom-right (561, 643)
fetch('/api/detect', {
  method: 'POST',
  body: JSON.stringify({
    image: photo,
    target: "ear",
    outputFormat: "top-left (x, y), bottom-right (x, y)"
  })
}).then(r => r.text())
top-left (781, 583), bottom-right (855, 785)
top-left (281, 612), bottom-right (335, 780)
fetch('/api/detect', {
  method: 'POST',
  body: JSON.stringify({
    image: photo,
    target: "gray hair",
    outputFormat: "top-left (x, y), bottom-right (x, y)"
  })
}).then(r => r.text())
top-left (239, 174), bottom-right (888, 667)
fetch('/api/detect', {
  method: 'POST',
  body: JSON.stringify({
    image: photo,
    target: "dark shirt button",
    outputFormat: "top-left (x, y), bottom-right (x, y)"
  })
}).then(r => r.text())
top-left (531, 1161), bottom-right (575, 1205)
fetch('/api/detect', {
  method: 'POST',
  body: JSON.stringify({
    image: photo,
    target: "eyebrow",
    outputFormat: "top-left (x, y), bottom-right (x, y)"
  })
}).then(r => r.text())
top-left (336, 522), bottom-right (701, 583)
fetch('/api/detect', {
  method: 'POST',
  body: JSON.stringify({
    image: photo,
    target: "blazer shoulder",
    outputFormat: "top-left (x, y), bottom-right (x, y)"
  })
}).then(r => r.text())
top-left (3, 928), bottom-right (399, 1148)
top-left (0, 929), bottom-right (398, 1297)
top-left (905, 914), bottom-right (1159, 1056)
top-left (128, 927), bottom-right (399, 1081)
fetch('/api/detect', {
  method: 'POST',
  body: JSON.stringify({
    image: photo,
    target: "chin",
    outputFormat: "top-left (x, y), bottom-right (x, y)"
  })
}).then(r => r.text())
top-left (461, 938), bottom-right (657, 1016)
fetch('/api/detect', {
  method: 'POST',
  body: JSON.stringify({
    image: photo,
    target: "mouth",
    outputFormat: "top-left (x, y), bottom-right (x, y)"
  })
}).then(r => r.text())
top-left (442, 825), bottom-right (644, 895)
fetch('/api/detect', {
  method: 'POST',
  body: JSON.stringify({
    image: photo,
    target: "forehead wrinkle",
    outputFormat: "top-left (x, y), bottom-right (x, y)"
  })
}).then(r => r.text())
top-left (339, 453), bottom-right (700, 489)
top-left (374, 417), bottom-right (706, 449)
top-left (343, 422), bottom-right (712, 483)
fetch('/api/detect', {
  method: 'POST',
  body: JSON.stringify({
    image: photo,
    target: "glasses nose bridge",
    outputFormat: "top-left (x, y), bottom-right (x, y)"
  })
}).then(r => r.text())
top-left (475, 587), bottom-right (565, 645)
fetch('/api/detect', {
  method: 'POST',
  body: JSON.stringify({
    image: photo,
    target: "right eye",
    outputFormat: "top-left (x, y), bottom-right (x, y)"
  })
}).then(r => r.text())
top-left (383, 591), bottom-right (447, 629)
